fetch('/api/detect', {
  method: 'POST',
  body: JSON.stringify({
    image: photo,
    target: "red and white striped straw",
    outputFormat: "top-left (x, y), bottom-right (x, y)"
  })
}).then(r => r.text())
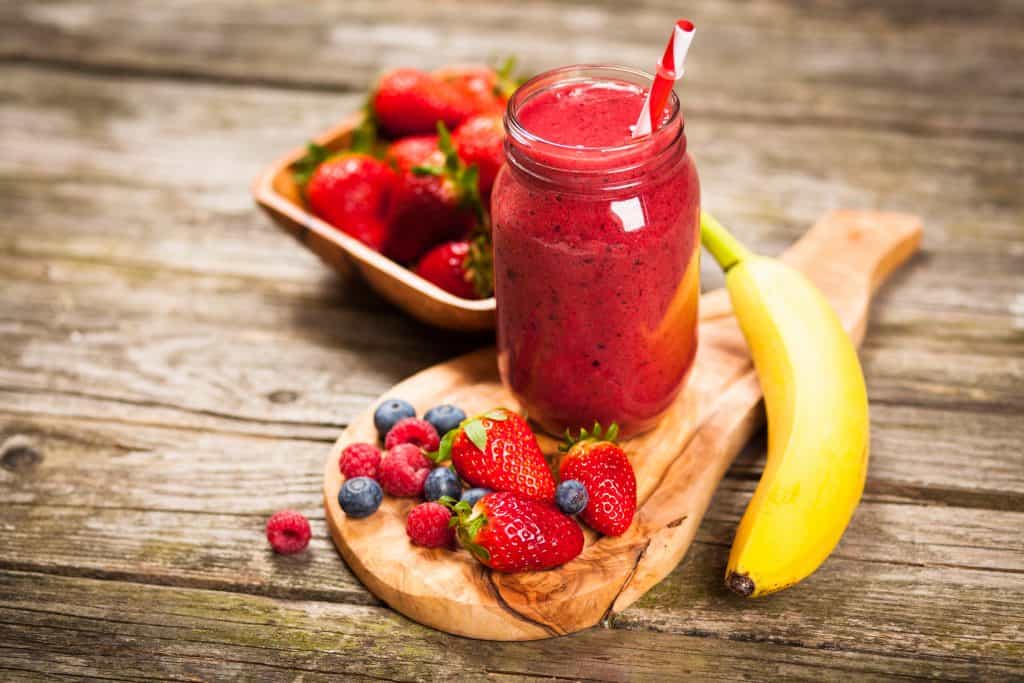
top-left (632, 19), bottom-right (696, 137)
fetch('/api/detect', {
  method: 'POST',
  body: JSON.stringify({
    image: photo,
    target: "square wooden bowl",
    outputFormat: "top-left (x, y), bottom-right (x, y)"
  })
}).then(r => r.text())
top-left (252, 113), bottom-right (496, 332)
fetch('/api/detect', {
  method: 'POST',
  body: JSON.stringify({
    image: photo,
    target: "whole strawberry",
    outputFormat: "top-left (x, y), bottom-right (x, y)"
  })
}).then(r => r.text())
top-left (434, 407), bottom-right (555, 501)
top-left (559, 423), bottom-right (636, 536)
top-left (381, 124), bottom-right (482, 265)
top-left (433, 65), bottom-right (505, 116)
top-left (301, 150), bottom-right (396, 250)
top-left (433, 60), bottom-right (520, 117)
top-left (453, 113), bottom-right (505, 194)
top-left (373, 68), bottom-right (473, 138)
top-left (445, 492), bottom-right (584, 572)
top-left (386, 135), bottom-right (440, 174)
top-left (415, 240), bottom-right (478, 300)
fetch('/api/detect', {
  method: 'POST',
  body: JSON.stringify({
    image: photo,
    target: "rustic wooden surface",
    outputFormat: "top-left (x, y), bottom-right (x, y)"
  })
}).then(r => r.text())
top-left (0, 0), bottom-right (1021, 679)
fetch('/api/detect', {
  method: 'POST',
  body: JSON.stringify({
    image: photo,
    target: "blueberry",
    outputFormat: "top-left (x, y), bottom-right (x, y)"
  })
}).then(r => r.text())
top-left (460, 487), bottom-right (492, 507)
top-left (556, 480), bottom-right (588, 515)
top-left (423, 467), bottom-right (462, 502)
top-left (338, 477), bottom-right (383, 518)
top-left (374, 398), bottom-right (415, 440)
top-left (423, 404), bottom-right (467, 437)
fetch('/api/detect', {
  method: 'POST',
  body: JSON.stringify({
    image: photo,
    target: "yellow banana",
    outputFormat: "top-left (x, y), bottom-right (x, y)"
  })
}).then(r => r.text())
top-left (700, 212), bottom-right (870, 597)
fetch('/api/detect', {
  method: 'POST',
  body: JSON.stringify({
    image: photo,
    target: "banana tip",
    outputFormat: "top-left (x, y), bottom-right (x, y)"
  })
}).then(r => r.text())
top-left (726, 572), bottom-right (755, 597)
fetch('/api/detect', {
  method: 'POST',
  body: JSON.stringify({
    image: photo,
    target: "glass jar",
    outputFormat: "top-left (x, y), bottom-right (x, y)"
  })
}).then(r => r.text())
top-left (491, 65), bottom-right (700, 438)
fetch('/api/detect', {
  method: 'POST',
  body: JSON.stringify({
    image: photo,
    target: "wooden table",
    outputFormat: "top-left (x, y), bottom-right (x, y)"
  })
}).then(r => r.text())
top-left (1, 1), bottom-right (1021, 680)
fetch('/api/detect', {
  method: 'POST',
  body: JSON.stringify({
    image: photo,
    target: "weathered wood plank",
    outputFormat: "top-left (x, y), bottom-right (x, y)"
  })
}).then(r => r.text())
top-left (1, 251), bottom-right (1022, 491)
top-left (2, 64), bottom-right (1021, 269)
top-left (1, 413), bottom-right (1021, 668)
top-left (0, 66), bottom-right (1020, 438)
top-left (1, 571), bottom-right (1020, 681)
top-left (1, 0), bottom-right (1021, 140)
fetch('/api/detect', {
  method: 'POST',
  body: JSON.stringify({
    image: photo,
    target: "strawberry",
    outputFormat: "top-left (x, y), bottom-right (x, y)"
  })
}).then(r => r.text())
top-left (433, 407), bottom-right (555, 501)
top-left (385, 135), bottom-right (440, 173)
top-left (295, 145), bottom-right (397, 250)
top-left (445, 492), bottom-right (584, 572)
top-left (453, 113), bottom-right (505, 194)
top-left (372, 68), bottom-right (473, 138)
top-left (381, 123), bottom-right (484, 265)
top-left (434, 59), bottom-right (520, 117)
top-left (559, 423), bottom-right (636, 536)
top-left (415, 241), bottom-right (478, 299)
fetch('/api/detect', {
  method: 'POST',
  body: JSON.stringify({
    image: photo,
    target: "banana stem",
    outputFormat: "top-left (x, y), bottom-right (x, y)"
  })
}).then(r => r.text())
top-left (700, 210), bottom-right (752, 272)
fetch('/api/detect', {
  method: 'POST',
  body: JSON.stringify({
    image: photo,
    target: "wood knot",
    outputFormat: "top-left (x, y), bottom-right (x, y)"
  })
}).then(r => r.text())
top-left (1, 440), bottom-right (42, 473)
top-left (267, 389), bottom-right (299, 404)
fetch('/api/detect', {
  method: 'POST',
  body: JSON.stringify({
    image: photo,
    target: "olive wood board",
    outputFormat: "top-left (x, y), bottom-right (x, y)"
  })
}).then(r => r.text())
top-left (323, 210), bottom-right (923, 641)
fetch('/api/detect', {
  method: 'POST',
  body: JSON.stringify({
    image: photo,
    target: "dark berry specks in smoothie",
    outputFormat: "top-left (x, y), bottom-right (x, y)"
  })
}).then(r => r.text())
top-left (491, 66), bottom-right (700, 438)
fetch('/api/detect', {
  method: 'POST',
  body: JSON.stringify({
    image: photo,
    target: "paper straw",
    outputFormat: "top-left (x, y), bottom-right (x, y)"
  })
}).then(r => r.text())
top-left (633, 19), bottom-right (696, 137)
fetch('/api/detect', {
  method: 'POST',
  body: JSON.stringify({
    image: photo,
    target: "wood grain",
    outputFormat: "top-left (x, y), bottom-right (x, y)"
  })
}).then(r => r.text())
top-left (322, 211), bottom-right (924, 640)
top-left (1, 0), bottom-right (1022, 677)
top-left (8, 571), bottom-right (1021, 682)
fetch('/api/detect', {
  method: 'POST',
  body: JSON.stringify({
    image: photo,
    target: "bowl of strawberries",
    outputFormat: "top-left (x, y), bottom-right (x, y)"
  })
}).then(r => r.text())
top-left (254, 62), bottom-right (519, 331)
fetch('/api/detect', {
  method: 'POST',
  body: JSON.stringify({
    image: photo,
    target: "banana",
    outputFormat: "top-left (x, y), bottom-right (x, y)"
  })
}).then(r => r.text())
top-left (700, 212), bottom-right (870, 597)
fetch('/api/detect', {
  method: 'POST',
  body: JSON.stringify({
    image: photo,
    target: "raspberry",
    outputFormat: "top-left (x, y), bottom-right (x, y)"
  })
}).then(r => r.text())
top-left (384, 417), bottom-right (440, 451)
top-left (406, 502), bottom-right (455, 548)
top-left (265, 510), bottom-right (311, 554)
top-left (379, 444), bottom-right (432, 497)
top-left (339, 442), bottom-right (382, 480)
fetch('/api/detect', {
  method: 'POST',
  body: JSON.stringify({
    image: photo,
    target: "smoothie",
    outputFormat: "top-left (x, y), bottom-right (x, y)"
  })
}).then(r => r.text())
top-left (492, 66), bottom-right (700, 438)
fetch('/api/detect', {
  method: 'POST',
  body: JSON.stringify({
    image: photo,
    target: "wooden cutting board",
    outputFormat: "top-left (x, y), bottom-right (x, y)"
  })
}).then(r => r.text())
top-left (322, 210), bottom-right (922, 641)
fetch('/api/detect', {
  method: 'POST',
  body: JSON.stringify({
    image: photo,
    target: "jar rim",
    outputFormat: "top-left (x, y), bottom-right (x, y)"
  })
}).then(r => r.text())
top-left (504, 64), bottom-right (682, 155)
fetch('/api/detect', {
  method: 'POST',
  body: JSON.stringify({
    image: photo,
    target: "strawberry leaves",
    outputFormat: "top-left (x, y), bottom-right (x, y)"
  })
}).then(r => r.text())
top-left (440, 496), bottom-right (491, 561)
top-left (464, 420), bottom-right (488, 451)
top-left (559, 422), bottom-right (621, 452)
top-left (429, 408), bottom-right (510, 462)
top-left (291, 143), bottom-right (331, 188)
top-left (493, 56), bottom-right (525, 101)
top-left (412, 122), bottom-right (495, 298)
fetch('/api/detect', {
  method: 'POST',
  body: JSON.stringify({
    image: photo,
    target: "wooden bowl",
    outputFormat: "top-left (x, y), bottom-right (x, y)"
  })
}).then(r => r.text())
top-left (252, 113), bottom-right (496, 332)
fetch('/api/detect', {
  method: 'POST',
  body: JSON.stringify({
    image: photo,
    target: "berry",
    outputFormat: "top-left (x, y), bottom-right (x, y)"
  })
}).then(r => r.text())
top-left (453, 113), bottom-right (505, 194)
top-left (373, 68), bottom-right (473, 138)
top-left (265, 510), bottom-right (312, 554)
top-left (386, 135), bottom-right (440, 173)
top-left (339, 442), bottom-right (382, 480)
top-left (303, 153), bottom-right (397, 246)
top-left (406, 502), bottom-right (456, 548)
top-left (433, 62), bottom-right (518, 116)
top-left (379, 443), bottom-right (432, 497)
top-left (415, 241), bottom-right (480, 299)
top-left (460, 487), bottom-right (492, 507)
top-left (381, 124), bottom-right (483, 266)
top-left (338, 477), bottom-right (383, 518)
top-left (559, 423), bottom-right (636, 536)
top-left (447, 492), bottom-right (583, 572)
top-left (556, 479), bottom-right (589, 515)
top-left (385, 417), bottom-right (440, 451)
top-left (423, 404), bottom-right (468, 437)
top-left (423, 467), bottom-right (462, 502)
top-left (438, 407), bottom-right (556, 501)
top-left (374, 398), bottom-right (416, 440)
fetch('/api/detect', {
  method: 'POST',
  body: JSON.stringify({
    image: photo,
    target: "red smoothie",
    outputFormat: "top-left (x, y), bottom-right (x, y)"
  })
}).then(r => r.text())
top-left (491, 65), bottom-right (700, 438)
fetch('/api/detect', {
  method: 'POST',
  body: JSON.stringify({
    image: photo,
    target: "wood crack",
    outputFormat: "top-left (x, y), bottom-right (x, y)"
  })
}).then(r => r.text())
top-left (483, 571), bottom-right (561, 638)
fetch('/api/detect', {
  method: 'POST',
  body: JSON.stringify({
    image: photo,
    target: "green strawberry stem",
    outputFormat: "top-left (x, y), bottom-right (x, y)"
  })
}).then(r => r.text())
top-left (439, 497), bottom-right (491, 561)
top-left (559, 421), bottom-right (620, 452)
top-left (700, 210), bottom-right (752, 273)
top-left (426, 429), bottom-right (457, 464)
top-left (291, 143), bottom-right (331, 189)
